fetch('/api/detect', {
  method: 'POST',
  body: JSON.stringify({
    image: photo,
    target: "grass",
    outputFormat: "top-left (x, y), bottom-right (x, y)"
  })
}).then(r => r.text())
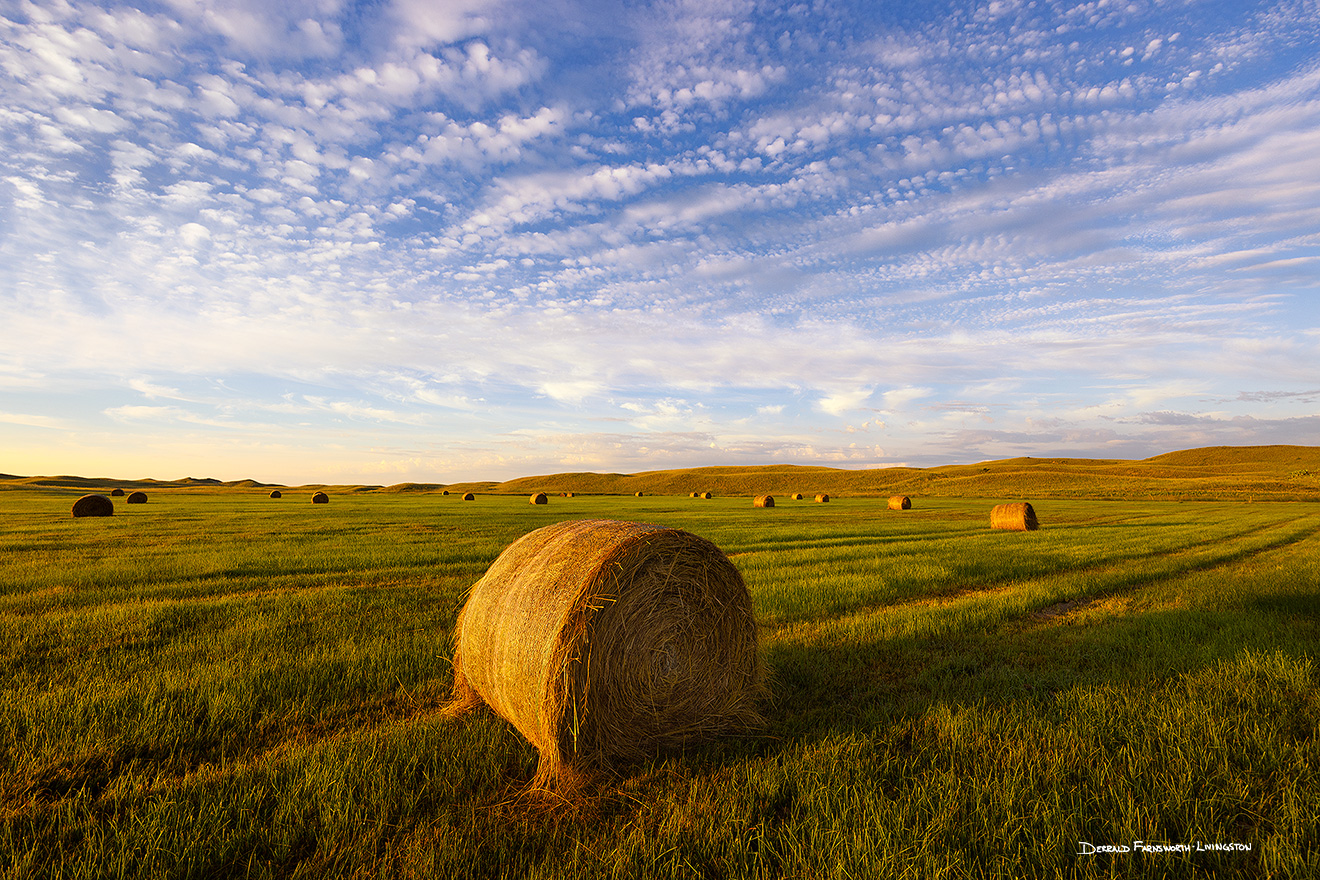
top-left (1, 486), bottom-right (1317, 878)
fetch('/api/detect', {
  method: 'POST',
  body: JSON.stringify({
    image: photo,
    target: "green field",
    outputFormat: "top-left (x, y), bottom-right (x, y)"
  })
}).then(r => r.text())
top-left (2, 466), bottom-right (1318, 877)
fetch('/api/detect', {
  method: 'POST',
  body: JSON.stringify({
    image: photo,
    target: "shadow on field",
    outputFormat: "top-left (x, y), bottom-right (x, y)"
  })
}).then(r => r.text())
top-left (714, 581), bottom-right (1320, 755)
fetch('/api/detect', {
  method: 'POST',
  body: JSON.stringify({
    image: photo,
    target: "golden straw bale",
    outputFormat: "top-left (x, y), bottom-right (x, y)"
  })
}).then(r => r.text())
top-left (110, 488), bottom-right (125, 497)
top-left (311, 491), bottom-right (329, 504)
top-left (753, 495), bottom-right (775, 508)
top-left (126, 491), bottom-right (147, 504)
top-left (269, 490), bottom-right (282, 498)
top-left (71, 494), bottom-right (114, 518)
top-left (791, 493), bottom-right (803, 501)
top-left (447, 519), bottom-right (762, 790)
top-left (531, 492), bottom-right (548, 505)
top-left (814, 493), bottom-right (829, 503)
top-left (701, 492), bottom-right (712, 499)
top-left (888, 495), bottom-right (911, 510)
top-left (463, 492), bottom-right (476, 501)
top-left (635, 491), bottom-right (644, 497)
top-left (991, 502), bottom-right (1038, 531)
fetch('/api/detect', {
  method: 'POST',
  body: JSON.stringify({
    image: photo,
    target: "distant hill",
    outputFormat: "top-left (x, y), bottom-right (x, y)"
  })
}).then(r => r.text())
top-left (3, 445), bottom-right (1318, 501)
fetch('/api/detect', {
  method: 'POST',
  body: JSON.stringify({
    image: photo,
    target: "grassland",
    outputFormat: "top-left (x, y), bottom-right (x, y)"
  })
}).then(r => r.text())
top-left (2, 449), bottom-right (1318, 878)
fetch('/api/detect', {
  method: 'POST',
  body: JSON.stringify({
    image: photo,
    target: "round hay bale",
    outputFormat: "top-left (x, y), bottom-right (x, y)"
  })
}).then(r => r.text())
top-left (110, 488), bottom-right (125, 497)
top-left (530, 492), bottom-right (548, 505)
top-left (311, 491), bottom-right (329, 504)
top-left (888, 495), bottom-right (911, 510)
top-left (753, 495), bottom-right (774, 508)
top-left (634, 491), bottom-right (644, 497)
top-left (791, 493), bottom-right (803, 501)
top-left (565, 492), bottom-right (574, 498)
top-left (701, 492), bottom-right (712, 500)
top-left (269, 490), bottom-right (282, 499)
top-left (991, 502), bottom-right (1038, 531)
top-left (71, 494), bottom-right (114, 518)
top-left (126, 491), bottom-right (147, 504)
top-left (814, 493), bottom-right (830, 503)
top-left (463, 492), bottom-right (476, 501)
top-left (447, 519), bottom-right (761, 789)
top-left (443, 490), bottom-right (450, 496)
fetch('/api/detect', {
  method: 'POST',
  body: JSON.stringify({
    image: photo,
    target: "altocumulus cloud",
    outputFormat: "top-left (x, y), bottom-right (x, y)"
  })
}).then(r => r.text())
top-left (1, 0), bottom-right (1318, 483)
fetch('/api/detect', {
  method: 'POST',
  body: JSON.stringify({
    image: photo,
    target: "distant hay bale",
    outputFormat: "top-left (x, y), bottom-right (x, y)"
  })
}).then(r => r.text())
top-left (269, 490), bottom-right (282, 499)
top-left (311, 491), bottom-right (329, 504)
top-left (635, 491), bottom-right (644, 497)
top-left (791, 493), bottom-right (803, 501)
top-left (753, 495), bottom-right (774, 508)
top-left (815, 493), bottom-right (830, 503)
top-left (443, 490), bottom-right (450, 496)
top-left (110, 488), bottom-right (125, 497)
top-left (71, 494), bottom-right (114, 518)
top-left (888, 495), bottom-right (911, 510)
top-left (126, 491), bottom-right (147, 504)
top-left (991, 502), bottom-right (1038, 531)
top-left (463, 492), bottom-right (476, 501)
top-left (701, 492), bottom-right (712, 499)
top-left (531, 492), bottom-right (548, 505)
top-left (447, 519), bottom-right (761, 790)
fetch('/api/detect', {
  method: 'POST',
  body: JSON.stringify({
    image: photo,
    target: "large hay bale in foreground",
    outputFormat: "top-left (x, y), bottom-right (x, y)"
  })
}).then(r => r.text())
top-left (448, 519), bottom-right (761, 789)
top-left (815, 493), bottom-right (830, 503)
top-left (888, 495), bottom-right (911, 510)
top-left (991, 502), bottom-right (1038, 531)
top-left (110, 488), bottom-right (125, 497)
top-left (126, 491), bottom-right (147, 504)
top-left (311, 491), bottom-right (329, 504)
top-left (753, 495), bottom-right (774, 508)
top-left (71, 494), bottom-right (114, 518)
top-left (530, 492), bottom-right (548, 505)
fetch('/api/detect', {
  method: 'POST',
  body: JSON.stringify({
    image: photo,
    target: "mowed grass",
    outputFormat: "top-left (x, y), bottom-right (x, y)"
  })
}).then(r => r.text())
top-left (1, 490), bottom-right (1317, 878)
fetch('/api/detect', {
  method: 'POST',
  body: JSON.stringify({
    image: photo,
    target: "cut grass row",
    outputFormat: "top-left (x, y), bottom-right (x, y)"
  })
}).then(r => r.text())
top-left (2, 490), bottom-right (1317, 878)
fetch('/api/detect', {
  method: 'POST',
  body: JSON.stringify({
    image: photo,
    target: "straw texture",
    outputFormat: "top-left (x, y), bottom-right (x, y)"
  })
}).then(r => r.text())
top-left (991, 502), bottom-right (1039, 531)
top-left (753, 495), bottom-right (775, 508)
top-left (71, 494), bottom-right (114, 518)
top-left (888, 495), bottom-right (911, 510)
top-left (448, 519), bottom-right (762, 789)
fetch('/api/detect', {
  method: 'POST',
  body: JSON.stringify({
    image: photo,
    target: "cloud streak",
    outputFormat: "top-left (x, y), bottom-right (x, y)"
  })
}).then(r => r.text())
top-left (2, 0), bottom-right (1318, 482)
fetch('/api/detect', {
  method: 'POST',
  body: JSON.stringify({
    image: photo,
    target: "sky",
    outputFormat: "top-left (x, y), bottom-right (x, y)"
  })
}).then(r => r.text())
top-left (2, 0), bottom-right (1319, 485)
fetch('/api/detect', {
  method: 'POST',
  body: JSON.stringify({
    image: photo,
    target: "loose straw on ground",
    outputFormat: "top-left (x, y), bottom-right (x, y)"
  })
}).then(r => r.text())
top-left (446, 519), bottom-right (762, 791)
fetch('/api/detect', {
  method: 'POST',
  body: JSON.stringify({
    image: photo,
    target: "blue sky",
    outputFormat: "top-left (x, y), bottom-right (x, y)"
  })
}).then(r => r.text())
top-left (2, 0), bottom-right (1318, 484)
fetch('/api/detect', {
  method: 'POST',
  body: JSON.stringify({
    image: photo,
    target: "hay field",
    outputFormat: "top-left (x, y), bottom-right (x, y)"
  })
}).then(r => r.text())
top-left (2, 486), bottom-right (1317, 878)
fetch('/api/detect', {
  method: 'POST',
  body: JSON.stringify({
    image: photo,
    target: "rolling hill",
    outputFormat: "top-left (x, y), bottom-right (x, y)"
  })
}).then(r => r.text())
top-left (6, 445), bottom-right (1317, 501)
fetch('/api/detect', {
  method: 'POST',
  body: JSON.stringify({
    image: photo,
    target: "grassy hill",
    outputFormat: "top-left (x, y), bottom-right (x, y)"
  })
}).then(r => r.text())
top-left (4, 445), bottom-right (1319, 501)
top-left (446, 445), bottom-right (1320, 501)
